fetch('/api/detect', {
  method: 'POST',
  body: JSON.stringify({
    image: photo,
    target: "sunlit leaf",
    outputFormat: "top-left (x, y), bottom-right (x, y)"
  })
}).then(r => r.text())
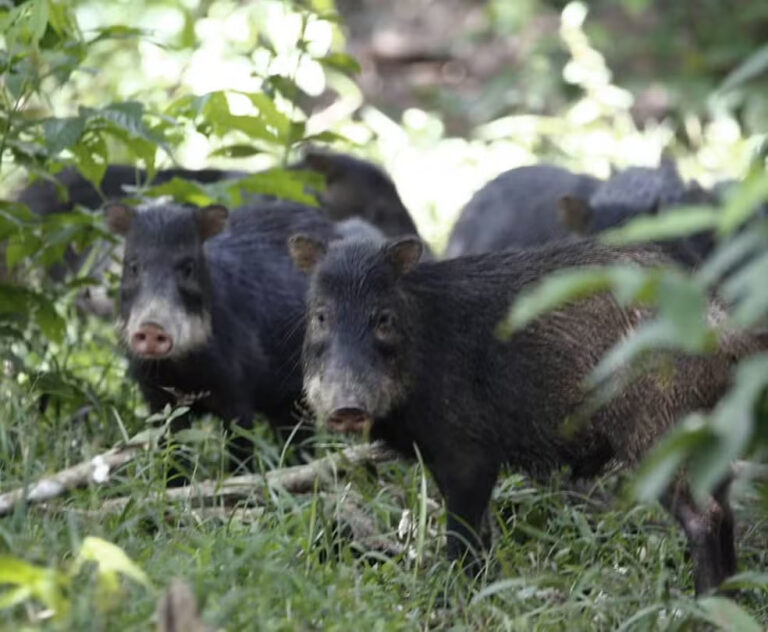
top-left (317, 52), bottom-right (361, 75)
top-left (42, 116), bottom-right (86, 154)
top-left (696, 596), bottom-right (762, 632)
top-left (74, 537), bottom-right (153, 593)
top-left (600, 206), bottom-right (718, 245)
top-left (0, 556), bottom-right (66, 617)
top-left (717, 171), bottom-right (768, 234)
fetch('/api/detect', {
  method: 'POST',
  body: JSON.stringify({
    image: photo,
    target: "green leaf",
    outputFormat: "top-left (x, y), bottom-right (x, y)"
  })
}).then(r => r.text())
top-left (632, 414), bottom-right (713, 502)
top-left (500, 267), bottom-right (613, 337)
top-left (600, 206), bottom-right (718, 245)
top-left (71, 132), bottom-right (108, 190)
top-left (235, 170), bottom-right (318, 205)
top-left (87, 25), bottom-right (145, 45)
top-left (240, 92), bottom-right (293, 139)
top-left (720, 571), bottom-right (768, 591)
top-left (33, 299), bottom-right (65, 344)
top-left (74, 537), bottom-right (153, 592)
top-left (696, 226), bottom-right (768, 287)
top-left (720, 42), bottom-right (768, 92)
top-left (0, 556), bottom-right (67, 617)
top-left (42, 116), bottom-right (86, 154)
top-left (696, 596), bottom-right (762, 632)
top-left (208, 144), bottom-right (264, 158)
top-left (317, 52), bottom-right (361, 76)
top-left (28, 0), bottom-right (49, 45)
top-left (689, 354), bottom-right (768, 503)
top-left (142, 177), bottom-right (213, 206)
top-left (721, 251), bottom-right (768, 326)
top-left (717, 171), bottom-right (768, 234)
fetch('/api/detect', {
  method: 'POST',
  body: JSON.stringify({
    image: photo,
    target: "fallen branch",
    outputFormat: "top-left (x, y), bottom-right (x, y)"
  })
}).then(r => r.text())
top-left (0, 428), bottom-right (162, 517)
top-left (89, 442), bottom-right (396, 514)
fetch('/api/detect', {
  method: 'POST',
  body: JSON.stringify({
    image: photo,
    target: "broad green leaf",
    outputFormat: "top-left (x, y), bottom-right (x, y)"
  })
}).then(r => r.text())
top-left (317, 52), bottom-right (361, 75)
top-left (696, 596), bottom-right (762, 632)
top-left (142, 177), bottom-right (213, 206)
top-left (74, 536), bottom-right (153, 592)
top-left (588, 319), bottom-right (685, 387)
top-left (720, 571), bottom-right (768, 591)
top-left (5, 232), bottom-right (43, 270)
top-left (717, 171), bottom-right (768, 234)
top-left (721, 251), bottom-right (768, 326)
top-left (696, 226), bottom-right (768, 287)
top-left (689, 354), bottom-right (768, 503)
top-left (28, 0), bottom-right (49, 45)
top-left (87, 25), bottom-right (145, 45)
top-left (42, 116), bottom-right (86, 154)
top-left (632, 414), bottom-right (713, 502)
top-left (0, 556), bottom-right (66, 617)
top-left (0, 586), bottom-right (33, 610)
top-left (600, 206), bottom-right (718, 245)
top-left (500, 267), bottom-right (613, 337)
top-left (71, 132), bottom-right (108, 190)
top-left (33, 299), bottom-right (65, 344)
top-left (235, 170), bottom-right (318, 205)
top-left (302, 130), bottom-right (348, 144)
top-left (208, 144), bottom-right (264, 159)
top-left (241, 92), bottom-right (292, 139)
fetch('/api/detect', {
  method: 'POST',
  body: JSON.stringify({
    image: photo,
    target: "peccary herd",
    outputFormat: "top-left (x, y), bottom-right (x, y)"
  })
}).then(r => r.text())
top-left (13, 152), bottom-right (767, 595)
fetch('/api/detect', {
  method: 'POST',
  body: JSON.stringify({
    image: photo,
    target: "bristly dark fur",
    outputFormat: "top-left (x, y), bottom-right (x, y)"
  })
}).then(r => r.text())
top-left (123, 201), bottom-right (338, 467)
top-left (304, 236), bottom-right (761, 593)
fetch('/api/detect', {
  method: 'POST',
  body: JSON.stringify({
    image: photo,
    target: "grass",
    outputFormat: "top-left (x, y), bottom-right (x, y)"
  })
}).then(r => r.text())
top-left (0, 316), bottom-right (767, 631)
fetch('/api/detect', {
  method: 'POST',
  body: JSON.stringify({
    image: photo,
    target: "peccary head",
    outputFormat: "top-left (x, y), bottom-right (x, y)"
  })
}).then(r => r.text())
top-left (297, 149), bottom-right (418, 238)
top-left (288, 234), bottom-right (423, 434)
top-left (559, 158), bottom-right (686, 235)
top-left (104, 201), bottom-right (228, 360)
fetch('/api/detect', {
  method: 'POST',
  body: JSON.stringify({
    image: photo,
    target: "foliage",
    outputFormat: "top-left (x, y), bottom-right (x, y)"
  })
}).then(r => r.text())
top-left (0, 0), bottom-right (767, 629)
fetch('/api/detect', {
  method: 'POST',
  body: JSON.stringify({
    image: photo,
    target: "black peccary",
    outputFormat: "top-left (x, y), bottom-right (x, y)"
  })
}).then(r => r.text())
top-left (296, 149), bottom-right (428, 245)
top-left (289, 234), bottom-right (760, 594)
top-left (559, 159), bottom-right (720, 265)
top-left (444, 164), bottom-right (602, 257)
top-left (104, 199), bottom-right (348, 470)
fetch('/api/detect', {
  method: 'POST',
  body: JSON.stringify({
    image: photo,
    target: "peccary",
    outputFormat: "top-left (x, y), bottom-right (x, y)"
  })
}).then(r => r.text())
top-left (559, 160), bottom-right (720, 265)
top-left (296, 149), bottom-right (427, 246)
top-left (445, 164), bottom-right (602, 257)
top-left (290, 234), bottom-right (759, 594)
top-left (105, 199), bottom-right (350, 471)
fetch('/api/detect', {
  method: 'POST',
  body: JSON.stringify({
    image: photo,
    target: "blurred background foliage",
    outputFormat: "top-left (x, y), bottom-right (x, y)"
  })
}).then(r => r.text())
top-left (1, 0), bottom-right (768, 626)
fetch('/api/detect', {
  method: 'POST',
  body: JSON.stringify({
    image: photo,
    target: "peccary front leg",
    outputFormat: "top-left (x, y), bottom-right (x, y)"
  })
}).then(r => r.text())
top-left (436, 460), bottom-right (499, 573)
top-left (661, 479), bottom-right (736, 595)
top-left (714, 478), bottom-right (737, 580)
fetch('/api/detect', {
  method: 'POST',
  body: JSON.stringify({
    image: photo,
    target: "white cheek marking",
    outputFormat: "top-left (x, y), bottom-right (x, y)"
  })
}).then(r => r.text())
top-left (122, 295), bottom-right (212, 358)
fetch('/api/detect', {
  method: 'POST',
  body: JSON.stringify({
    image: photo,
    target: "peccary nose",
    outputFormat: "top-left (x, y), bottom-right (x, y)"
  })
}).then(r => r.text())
top-left (131, 323), bottom-right (173, 357)
top-left (327, 407), bottom-right (372, 434)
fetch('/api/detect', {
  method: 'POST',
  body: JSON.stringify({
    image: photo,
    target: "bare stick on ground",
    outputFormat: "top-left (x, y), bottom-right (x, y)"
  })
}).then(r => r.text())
top-left (0, 428), bottom-right (163, 517)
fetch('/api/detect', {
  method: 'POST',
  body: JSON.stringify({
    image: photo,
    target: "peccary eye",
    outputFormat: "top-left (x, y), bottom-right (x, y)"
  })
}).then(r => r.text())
top-left (313, 307), bottom-right (328, 328)
top-left (178, 259), bottom-right (195, 279)
top-left (126, 261), bottom-right (139, 277)
top-left (374, 310), bottom-right (396, 332)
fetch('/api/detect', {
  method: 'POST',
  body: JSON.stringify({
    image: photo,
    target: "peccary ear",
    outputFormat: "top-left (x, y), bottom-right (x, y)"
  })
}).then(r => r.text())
top-left (558, 196), bottom-right (592, 235)
top-left (196, 205), bottom-right (229, 241)
top-left (103, 202), bottom-right (136, 236)
top-left (299, 147), bottom-right (336, 175)
top-left (383, 237), bottom-right (423, 276)
top-left (288, 233), bottom-right (328, 273)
